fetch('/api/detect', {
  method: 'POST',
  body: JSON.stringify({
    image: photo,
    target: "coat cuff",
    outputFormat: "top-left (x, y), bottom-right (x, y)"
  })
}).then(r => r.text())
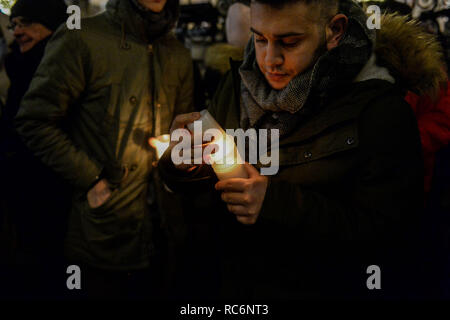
top-left (77, 162), bottom-right (103, 191)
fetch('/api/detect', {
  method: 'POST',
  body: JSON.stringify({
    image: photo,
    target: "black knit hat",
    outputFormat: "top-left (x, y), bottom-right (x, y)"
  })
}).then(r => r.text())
top-left (10, 0), bottom-right (68, 31)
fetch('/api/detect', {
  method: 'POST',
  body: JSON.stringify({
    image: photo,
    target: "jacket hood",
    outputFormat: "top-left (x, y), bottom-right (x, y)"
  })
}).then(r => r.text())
top-left (375, 13), bottom-right (448, 99)
top-left (105, 0), bottom-right (177, 43)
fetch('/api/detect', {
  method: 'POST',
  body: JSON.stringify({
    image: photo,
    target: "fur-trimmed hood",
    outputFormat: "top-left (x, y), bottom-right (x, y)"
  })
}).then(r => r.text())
top-left (205, 13), bottom-right (447, 98)
top-left (375, 13), bottom-right (447, 99)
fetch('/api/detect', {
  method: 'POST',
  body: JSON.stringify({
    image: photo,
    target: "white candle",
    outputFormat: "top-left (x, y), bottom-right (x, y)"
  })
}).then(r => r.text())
top-left (189, 110), bottom-right (248, 180)
top-left (210, 138), bottom-right (248, 180)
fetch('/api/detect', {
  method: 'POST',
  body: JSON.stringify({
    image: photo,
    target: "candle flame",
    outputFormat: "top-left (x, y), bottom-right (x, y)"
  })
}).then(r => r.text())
top-left (149, 134), bottom-right (170, 160)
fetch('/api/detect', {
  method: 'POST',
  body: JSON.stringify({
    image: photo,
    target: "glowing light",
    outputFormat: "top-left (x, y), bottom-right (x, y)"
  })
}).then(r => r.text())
top-left (207, 134), bottom-right (248, 180)
top-left (149, 134), bottom-right (170, 160)
top-left (187, 109), bottom-right (248, 180)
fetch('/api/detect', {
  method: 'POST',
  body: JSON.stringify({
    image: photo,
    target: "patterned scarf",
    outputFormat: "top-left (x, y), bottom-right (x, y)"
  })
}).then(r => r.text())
top-left (239, 0), bottom-right (375, 136)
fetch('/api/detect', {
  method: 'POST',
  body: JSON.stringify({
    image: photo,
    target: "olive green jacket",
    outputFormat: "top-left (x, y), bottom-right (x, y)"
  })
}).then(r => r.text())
top-left (15, 0), bottom-right (194, 270)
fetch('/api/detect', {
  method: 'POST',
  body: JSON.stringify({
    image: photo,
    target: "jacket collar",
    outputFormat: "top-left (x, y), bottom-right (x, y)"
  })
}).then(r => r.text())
top-left (353, 53), bottom-right (395, 84)
top-left (228, 59), bottom-right (397, 146)
top-left (105, 0), bottom-right (167, 44)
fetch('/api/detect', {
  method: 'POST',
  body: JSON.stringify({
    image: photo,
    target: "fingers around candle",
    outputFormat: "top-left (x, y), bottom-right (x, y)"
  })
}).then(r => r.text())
top-left (170, 112), bottom-right (201, 133)
top-left (244, 162), bottom-right (260, 177)
top-left (222, 192), bottom-right (250, 205)
top-left (227, 204), bottom-right (248, 215)
top-left (215, 179), bottom-right (248, 192)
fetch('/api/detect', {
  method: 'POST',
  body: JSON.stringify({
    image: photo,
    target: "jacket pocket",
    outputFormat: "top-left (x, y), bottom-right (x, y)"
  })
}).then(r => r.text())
top-left (79, 196), bottom-right (147, 264)
top-left (83, 187), bottom-right (118, 218)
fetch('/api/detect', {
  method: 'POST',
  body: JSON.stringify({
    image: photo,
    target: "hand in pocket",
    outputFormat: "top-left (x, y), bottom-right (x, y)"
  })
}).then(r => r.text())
top-left (87, 179), bottom-right (112, 209)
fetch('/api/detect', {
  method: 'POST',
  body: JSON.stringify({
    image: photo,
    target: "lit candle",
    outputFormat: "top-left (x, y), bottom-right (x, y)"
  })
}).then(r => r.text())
top-left (209, 134), bottom-right (248, 180)
top-left (149, 134), bottom-right (170, 160)
top-left (189, 110), bottom-right (248, 180)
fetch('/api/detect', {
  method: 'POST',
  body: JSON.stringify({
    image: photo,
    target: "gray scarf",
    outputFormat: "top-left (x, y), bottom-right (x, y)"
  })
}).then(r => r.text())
top-left (239, 0), bottom-right (375, 136)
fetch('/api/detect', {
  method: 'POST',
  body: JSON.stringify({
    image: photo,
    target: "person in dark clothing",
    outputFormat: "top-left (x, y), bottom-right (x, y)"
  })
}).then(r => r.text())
top-left (1, 0), bottom-right (67, 139)
top-left (2, 39), bottom-right (48, 139)
top-left (0, 0), bottom-right (70, 299)
top-left (158, 0), bottom-right (445, 300)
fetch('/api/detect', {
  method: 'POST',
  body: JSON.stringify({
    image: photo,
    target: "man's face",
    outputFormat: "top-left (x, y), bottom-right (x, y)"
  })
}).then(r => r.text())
top-left (137, 0), bottom-right (167, 12)
top-left (251, 2), bottom-right (327, 90)
top-left (11, 17), bottom-right (52, 53)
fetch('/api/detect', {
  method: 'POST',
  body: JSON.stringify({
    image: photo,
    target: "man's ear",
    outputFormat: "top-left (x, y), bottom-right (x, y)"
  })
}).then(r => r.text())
top-left (325, 14), bottom-right (348, 50)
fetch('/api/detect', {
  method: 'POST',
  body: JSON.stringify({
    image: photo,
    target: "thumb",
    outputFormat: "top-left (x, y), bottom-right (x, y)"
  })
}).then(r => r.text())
top-left (170, 112), bottom-right (201, 133)
top-left (244, 162), bottom-right (260, 178)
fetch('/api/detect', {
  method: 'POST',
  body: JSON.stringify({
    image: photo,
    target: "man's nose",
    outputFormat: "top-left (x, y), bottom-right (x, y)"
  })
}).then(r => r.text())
top-left (265, 42), bottom-right (283, 69)
top-left (13, 26), bottom-right (24, 37)
top-left (13, 26), bottom-right (23, 38)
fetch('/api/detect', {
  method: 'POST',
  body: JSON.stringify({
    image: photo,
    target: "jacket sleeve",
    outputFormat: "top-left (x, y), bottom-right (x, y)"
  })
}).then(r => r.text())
top-left (14, 26), bottom-right (102, 190)
top-left (258, 95), bottom-right (424, 247)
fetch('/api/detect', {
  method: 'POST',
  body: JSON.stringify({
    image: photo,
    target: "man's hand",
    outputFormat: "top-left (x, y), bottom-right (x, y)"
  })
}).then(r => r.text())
top-left (87, 179), bottom-right (112, 209)
top-left (215, 163), bottom-right (269, 225)
top-left (169, 112), bottom-right (201, 135)
top-left (166, 112), bottom-right (201, 171)
top-left (165, 111), bottom-right (220, 172)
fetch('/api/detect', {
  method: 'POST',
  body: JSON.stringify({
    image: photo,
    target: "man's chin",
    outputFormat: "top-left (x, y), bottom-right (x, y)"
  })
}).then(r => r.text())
top-left (146, 3), bottom-right (165, 12)
top-left (19, 42), bottom-right (35, 53)
top-left (266, 78), bottom-right (290, 91)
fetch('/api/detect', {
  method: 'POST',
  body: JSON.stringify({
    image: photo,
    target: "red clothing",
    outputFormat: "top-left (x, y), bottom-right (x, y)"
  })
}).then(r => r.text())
top-left (406, 82), bottom-right (450, 195)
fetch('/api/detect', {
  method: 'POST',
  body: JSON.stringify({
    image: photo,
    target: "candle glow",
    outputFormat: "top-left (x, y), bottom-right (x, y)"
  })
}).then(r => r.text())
top-left (208, 134), bottom-right (248, 180)
top-left (149, 134), bottom-right (170, 160)
top-left (186, 109), bottom-right (249, 180)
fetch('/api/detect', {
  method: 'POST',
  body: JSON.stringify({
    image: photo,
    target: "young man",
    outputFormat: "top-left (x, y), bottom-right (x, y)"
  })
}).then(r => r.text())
top-left (160, 0), bottom-right (439, 299)
top-left (15, 0), bottom-right (194, 298)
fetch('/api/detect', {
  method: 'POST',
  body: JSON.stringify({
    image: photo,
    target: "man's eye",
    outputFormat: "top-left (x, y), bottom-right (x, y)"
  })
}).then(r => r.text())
top-left (255, 37), bottom-right (267, 43)
top-left (282, 40), bottom-right (300, 48)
